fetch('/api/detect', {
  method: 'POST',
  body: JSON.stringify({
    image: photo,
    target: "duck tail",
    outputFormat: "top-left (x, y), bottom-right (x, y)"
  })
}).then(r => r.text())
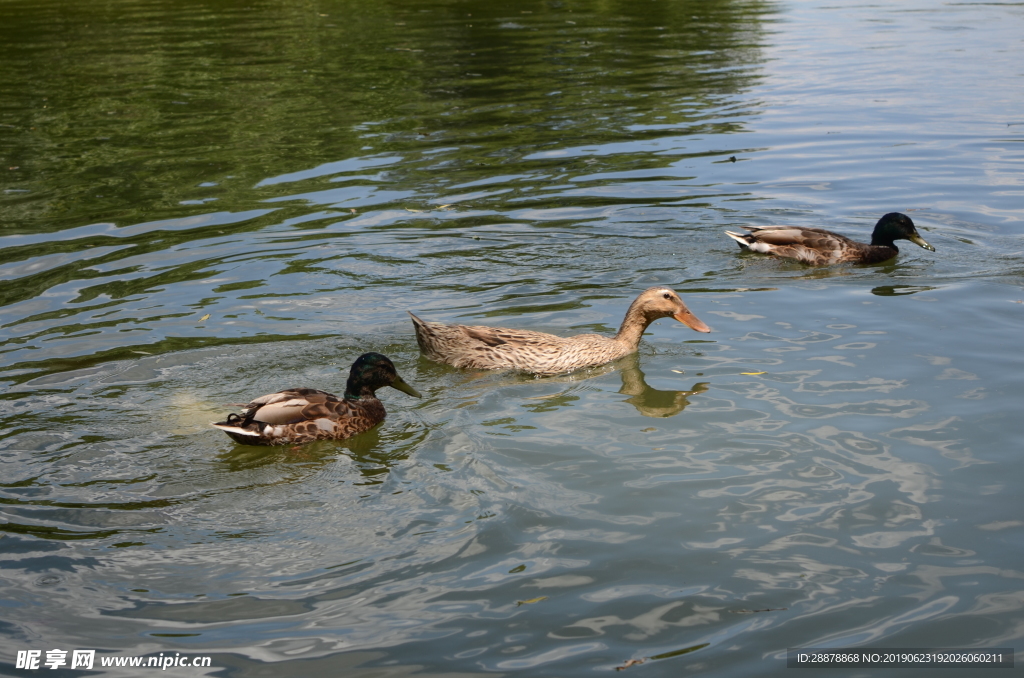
top-left (408, 311), bottom-right (431, 335)
top-left (211, 421), bottom-right (263, 445)
top-left (724, 230), bottom-right (753, 249)
top-left (408, 311), bottom-right (434, 352)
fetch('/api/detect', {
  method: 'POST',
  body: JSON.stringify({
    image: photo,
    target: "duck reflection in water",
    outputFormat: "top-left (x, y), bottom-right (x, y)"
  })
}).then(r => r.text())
top-left (617, 354), bottom-right (709, 418)
top-left (218, 425), bottom-right (428, 485)
top-left (218, 426), bottom-right (384, 470)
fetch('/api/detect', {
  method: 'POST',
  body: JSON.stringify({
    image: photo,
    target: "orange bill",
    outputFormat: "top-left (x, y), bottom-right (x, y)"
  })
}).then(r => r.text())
top-left (673, 307), bottom-right (711, 333)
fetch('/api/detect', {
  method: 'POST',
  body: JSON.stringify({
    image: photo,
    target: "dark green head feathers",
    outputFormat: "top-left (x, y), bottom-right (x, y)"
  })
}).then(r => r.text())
top-left (344, 352), bottom-right (422, 399)
top-left (870, 213), bottom-right (935, 251)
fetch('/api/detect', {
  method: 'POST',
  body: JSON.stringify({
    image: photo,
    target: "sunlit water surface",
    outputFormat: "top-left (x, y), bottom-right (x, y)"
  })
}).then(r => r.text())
top-left (2, 0), bottom-right (1023, 675)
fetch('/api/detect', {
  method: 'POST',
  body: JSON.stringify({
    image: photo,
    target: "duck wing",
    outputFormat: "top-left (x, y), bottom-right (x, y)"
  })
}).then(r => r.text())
top-left (240, 388), bottom-right (339, 425)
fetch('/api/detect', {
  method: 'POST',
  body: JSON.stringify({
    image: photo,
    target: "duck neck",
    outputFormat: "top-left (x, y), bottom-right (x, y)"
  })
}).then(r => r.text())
top-left (343, 380), bottom-right (374, 400)
top-left (613, 304), bottom-right (655, 349)
top-left (869, 230), bottom-right (898, 249)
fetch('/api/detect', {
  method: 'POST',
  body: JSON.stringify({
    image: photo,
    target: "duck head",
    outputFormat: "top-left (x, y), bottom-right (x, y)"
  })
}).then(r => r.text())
top-left (632, 287), bottom-right (711, 333)
top-left (872, 213), bottom-right (935, 251)
top-left (345, 353), bottom-right (422, 399)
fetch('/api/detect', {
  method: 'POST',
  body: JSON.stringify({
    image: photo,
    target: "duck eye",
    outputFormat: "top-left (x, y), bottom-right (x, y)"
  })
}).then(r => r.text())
top-left (663, 293), bottom-right (671, 299)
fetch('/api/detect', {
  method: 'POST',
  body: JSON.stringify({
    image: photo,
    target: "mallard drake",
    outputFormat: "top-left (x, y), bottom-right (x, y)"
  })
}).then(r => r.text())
top-left (409, 287), bottom-right (711, 375)
top-left (212, 352), bottom-right (420, 446)
top-left (725, 212), bottom-right (935, 265)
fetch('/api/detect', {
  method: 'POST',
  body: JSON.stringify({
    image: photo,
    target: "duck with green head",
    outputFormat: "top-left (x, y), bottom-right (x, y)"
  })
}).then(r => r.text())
top-left (212, 352), bottom-right (421, 446)
top-left (725, 212), bottom-right (935, 265)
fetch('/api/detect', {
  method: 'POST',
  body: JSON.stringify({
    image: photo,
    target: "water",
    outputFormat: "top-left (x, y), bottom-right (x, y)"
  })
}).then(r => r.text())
top-left (2, 0), bottom-right (1023, 675)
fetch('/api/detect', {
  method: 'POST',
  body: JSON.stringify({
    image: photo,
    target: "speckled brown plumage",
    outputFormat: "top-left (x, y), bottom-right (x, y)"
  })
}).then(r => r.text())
top-left (725, 212), bottom-right (935, 265)
top-left (409, 287), bottom-right (711, 376)
top-left (212, 353), bottom-right (420, 446)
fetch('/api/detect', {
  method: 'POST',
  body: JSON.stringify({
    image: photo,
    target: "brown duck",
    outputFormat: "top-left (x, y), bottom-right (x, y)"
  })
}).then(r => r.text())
top-left (409, 287), bottom-right (711, 376)
top-left (725, 212), bottom-right (935, 265)
top-left (212, 353), bottom-right (420, 446)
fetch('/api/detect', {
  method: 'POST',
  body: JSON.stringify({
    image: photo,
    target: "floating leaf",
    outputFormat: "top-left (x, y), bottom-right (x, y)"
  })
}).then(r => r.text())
top-left (671, 369), bottom-right (685, 374)
top-left (616, 659), bottom-right (645, 671)
top-left (515, 596), bottom-right (547, 606)
top-left (641, 427), bottom-right (656, 432)
top-left (131, 351), bottom-right (151, 355)
top-left (199, 314), bottom-right (210, 322)
top-left (740, 371), bottom-right (766, 375)
top-left (649, 643), bottom-right (710, 660)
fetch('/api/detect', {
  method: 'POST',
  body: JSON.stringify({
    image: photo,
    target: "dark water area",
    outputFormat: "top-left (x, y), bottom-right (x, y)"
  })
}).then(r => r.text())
top-left (2, 0), bottom-right (1023, 675)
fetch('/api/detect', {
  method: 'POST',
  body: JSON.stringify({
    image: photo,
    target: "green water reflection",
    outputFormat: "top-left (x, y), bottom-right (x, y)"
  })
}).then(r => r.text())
top-left (1, 0), bottom-right (770, 235)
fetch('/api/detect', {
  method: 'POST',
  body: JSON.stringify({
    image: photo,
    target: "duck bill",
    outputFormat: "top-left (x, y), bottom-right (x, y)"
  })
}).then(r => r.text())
top-left (673, 309), bottom-right (712, 333)
top-left (909, 233), bottom-right (935, 252)
top-left (390, 375), bottom-right (422, 398)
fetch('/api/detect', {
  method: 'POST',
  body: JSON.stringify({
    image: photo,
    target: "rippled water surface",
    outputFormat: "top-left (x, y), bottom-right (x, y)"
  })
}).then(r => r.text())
top-left (2, 0), bottom-right (1023, 675)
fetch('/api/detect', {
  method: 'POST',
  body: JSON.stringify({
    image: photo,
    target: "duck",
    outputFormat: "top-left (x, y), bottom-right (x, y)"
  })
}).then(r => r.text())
top-left (409, 287), bottom-right (711, 375)
top-left (724, 212), bottom-right (935, 265)
top-left (212, 352), bottom-right (420, 446)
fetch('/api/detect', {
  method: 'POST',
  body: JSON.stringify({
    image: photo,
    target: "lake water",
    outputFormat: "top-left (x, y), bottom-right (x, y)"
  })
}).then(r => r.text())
top-left (2, 0), bottom-right (1023, 675)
